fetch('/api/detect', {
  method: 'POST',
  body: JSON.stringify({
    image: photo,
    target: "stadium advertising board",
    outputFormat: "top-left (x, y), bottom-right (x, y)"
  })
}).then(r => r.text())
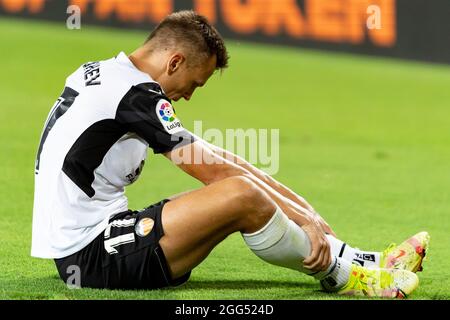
top-left (0, 0), bottom-right (448, 64)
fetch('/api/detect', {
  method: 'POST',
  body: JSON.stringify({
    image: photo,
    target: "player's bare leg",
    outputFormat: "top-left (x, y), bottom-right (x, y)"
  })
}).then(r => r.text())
top-left (159, 176), bottom-right (277, 278)
top-left (164, 184), bottom-right (429, 275)
top-left (159, 175), bottom-right (420, 298)
top-left (159, 175), bottom-right (352, 291)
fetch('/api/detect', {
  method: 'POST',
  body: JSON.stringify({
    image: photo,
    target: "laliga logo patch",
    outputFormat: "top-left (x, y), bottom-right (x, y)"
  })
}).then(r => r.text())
top-left (156, 99), bottom-right (184, 134)
top-left (135, 217), bottom-right (154, 237)
top-left (159, 101), bottom-right (177, 122)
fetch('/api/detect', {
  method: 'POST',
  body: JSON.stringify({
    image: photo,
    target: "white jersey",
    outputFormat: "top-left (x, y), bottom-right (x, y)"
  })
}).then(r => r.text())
top-left (31, 52), bottom-right (193, 259)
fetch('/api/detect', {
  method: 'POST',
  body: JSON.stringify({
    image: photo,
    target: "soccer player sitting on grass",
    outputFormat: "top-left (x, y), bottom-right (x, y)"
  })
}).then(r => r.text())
top-left (31, 10), bottom-right (430, 298)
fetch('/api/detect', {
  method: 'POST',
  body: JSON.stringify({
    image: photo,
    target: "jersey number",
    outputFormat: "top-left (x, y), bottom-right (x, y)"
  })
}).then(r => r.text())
top-left (104, 218), bottom-right (137, 255)
top-left (35, 87), bottom-right (79, 173)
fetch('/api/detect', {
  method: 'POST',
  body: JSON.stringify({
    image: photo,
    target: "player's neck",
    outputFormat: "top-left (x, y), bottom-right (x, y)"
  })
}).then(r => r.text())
top-left (128, 49), bottom-right (165, 84)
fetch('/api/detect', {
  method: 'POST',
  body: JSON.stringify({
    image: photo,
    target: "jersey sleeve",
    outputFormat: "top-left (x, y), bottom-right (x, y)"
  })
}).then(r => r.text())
top-left (115, 83), bottom-right (195, 154)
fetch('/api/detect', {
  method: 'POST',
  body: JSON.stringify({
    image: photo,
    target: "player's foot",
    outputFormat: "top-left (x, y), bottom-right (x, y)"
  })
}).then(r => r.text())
top-left (337, 265), bottom-right (419, 299)
top-left (379, 231), bottom-right (430, 272)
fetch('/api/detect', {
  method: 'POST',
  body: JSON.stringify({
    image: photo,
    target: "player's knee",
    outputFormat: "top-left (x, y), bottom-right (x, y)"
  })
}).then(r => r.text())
top-left (225, 176), bottom-right (265, 205)
top-left (224, 176), bottom-right (275, 222)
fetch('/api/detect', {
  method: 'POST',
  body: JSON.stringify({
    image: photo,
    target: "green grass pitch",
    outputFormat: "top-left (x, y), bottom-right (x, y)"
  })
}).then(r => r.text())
top-left (0, 18), bottom-right (449, 300)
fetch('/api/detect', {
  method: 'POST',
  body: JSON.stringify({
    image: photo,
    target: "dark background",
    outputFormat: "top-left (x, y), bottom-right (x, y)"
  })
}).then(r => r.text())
top-left (1, 0), bottom-right (449, 64)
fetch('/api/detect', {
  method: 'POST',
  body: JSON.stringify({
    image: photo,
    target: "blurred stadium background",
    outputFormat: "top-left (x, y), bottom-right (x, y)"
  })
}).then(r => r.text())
top-left (0, 0), bottom-right (449, 299)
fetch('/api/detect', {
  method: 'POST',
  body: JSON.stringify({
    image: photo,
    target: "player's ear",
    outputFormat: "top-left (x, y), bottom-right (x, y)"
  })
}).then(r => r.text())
top-left (167, 53), bottom-right (185, 75)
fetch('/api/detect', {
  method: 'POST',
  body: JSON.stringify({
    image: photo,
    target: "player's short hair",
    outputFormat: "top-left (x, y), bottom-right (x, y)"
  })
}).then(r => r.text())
top-left (145, 10), bottom-right (229, 70)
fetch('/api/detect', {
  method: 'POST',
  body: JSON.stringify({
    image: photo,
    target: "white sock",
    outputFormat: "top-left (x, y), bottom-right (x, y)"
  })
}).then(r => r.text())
top-left (242, 207), bottom-right (352, 291)
top-left (326, 235), bottom-right (380, 268)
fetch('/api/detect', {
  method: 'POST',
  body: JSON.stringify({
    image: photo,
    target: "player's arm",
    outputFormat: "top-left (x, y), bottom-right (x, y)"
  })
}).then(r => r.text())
top-left (164, 139), bottom-right (248, 184)
top-left (185, 131), bottom-right (336, 237)
top-left (121, 86), bottom-right (330, 270)
top-left (164, 141), bottom-right (332, 271)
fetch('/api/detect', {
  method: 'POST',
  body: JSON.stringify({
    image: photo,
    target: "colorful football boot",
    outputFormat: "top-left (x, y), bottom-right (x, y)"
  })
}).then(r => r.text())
top-left (337, 264), bottom-right (419, 299)
top-left (379, 231), bottom-right (430, 273)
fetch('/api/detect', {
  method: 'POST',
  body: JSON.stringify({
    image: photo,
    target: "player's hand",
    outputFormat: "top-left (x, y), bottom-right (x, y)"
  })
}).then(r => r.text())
top-left (301, 221), bottom-right (332, 272)
top-left (312, 213), bottom-right (336, 237)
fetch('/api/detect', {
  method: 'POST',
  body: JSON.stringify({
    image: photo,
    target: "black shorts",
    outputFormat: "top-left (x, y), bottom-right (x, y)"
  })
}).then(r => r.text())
top-left (54, 199), bottom-right (191, 290)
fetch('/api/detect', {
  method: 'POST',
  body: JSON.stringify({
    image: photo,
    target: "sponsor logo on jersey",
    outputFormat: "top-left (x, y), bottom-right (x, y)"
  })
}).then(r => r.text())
top-left (148, 88), bottom-right (162, 95)
top-left (156, 99), bottom-right (184, 134)
top-left (135, 217), bottom-right (154, 237)
top-left (126, 160), bottom-right (145, 183)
